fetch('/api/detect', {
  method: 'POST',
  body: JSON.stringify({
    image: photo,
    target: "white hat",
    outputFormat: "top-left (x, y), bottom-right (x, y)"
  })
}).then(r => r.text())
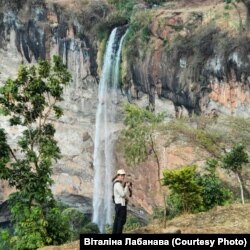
top-left (117, 169), bottom-right (126, 175)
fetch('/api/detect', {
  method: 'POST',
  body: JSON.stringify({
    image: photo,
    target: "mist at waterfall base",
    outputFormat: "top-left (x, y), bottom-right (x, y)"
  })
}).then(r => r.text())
top-left (92, 27), bottom-right (127, 233)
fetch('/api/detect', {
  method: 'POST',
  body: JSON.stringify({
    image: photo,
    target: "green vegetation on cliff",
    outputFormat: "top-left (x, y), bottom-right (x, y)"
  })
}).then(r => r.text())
top-left (0, 56), bottom-right (71, 249)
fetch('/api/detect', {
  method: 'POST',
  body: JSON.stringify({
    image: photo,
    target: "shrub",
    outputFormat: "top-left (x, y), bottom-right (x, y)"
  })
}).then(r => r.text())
top-left (162, 165), bottom-right (203, 214)
top-left (196, 159), bottom-right (232, 210)
top-left (62, 208), bottom-right (99, 239)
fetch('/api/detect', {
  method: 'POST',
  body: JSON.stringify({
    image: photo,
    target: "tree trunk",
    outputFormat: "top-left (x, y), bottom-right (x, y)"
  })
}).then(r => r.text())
top-left (149, 134), bottom-right (168, 228)
top-left (236, 172), bottom-right (245, 204)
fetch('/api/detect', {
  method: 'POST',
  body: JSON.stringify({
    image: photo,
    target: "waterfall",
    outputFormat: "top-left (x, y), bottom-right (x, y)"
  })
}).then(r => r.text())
top-left (92, 27), bottom-right (127, 233)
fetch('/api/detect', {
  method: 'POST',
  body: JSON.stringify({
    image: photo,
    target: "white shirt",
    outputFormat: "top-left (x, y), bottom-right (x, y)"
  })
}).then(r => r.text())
top-left (113, 181), bottom-right (129, 206)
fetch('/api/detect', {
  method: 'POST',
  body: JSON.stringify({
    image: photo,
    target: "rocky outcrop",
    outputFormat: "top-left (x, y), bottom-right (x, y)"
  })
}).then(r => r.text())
top-left (123, 2), bottom-right (250, 117)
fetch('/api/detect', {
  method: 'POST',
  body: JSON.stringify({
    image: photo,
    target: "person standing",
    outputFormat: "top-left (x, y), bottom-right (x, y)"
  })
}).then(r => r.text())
top-left (112, 169), bottom-right (132, 234)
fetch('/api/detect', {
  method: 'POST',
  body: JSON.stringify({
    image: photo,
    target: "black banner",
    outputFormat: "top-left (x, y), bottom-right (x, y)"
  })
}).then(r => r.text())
top-left (80, 234), bottom-right (249, 248)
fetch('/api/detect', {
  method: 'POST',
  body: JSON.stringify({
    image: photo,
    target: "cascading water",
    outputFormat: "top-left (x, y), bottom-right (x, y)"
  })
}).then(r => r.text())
top-left (92, 27), bottom-right (127, 233)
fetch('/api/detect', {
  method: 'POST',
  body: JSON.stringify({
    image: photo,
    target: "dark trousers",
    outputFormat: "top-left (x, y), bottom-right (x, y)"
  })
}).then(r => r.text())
top-left (112, 204), bottom-right (127, 234)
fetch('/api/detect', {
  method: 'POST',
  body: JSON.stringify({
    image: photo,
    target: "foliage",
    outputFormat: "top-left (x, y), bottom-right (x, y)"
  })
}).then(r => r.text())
top-left (123, 214), bottom-right (146, 232)
top-left (221, 143), bottom-right (249, 204)
top-left (0, 229), bottom-right (10, 250)
top-left (123, 10), bottom-right (152, 62)
top-left (62, 208), bottom-right (99, 240)
top-left (162, 165), bottom-right (203, 214)
top-left (152, 206), bottom-right (165, 220)
top-left (80, 222), bottom-right (100, 234)
top-left (222, 144), bottom-right (249, 173)
top-left (166, 192), bottom-right (184, 218)
top-left (121, 103), bottom-right (164, 166)
top-left (107, 0), bottom-right (135, 14)
top-left (163, 159), bottom-right (232, 218)
top-left (7, 196), bottom-right (70, 249)
top-left (0, 56), bottom-right (71, 249)
top-left (195, 159), bottom-right (232, 210)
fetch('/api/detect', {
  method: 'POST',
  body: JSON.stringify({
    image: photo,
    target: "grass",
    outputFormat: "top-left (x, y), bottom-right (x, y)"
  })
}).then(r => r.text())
top-left (132, 202), bottom-right (250, 234)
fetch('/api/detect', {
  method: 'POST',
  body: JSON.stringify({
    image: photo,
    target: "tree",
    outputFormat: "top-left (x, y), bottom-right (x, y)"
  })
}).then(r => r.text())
top-left (195, 158), bottom-right (232, 210)
top-left (120, 104), bottom-right (169, 224)
top-left (121, 103), bottom-right (164, 181)
top-left (222, 144), bottom-right (249, 204)
top-left (0, 56), bottom-right (71, 249)
top-left (162, 165), bottom-right (203, 214)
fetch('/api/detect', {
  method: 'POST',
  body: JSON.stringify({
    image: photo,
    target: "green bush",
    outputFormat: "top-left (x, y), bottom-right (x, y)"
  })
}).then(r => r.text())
top-left (6, 196), bottom-right (70, 250)
top-left (123, 214), bottom-right (146, 232)
top-left (195, 159), bottom-right (232, 210)
top-left (0, 230), bottom-right (10, 250)
top-left (196, 174), bottom-right (232, 210)
top-left (162, 165), bottom-right (203, 214)
top-left (62, 208), bottom-right (99, 239)
top-left (80, 222), bottom-right (99, 234)
top-left (166, 193), bottom-right (184, 219)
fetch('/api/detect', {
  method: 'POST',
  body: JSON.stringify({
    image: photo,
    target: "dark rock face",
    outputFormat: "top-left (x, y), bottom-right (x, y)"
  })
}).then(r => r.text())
top-left (125, 10), bottom-right (250, 117)
top-left (0, 0), bottom-right (103, 76)
top-left (0, 201), bottom-right (10, 229)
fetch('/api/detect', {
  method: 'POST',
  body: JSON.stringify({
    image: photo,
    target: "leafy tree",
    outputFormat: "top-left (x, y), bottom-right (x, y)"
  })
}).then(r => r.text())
top-left (120, 103), bottom-right (168, 224)
top-left (162, 165), bottom-right (203, 214)
top-left (122, 103), bottom-right (164, 180)
top-left (0, 55), bottom-right (71, 249)
top-left (195, 159), bottom-right (232, 210)
top-left (222, 144), bottom-right (249, 204)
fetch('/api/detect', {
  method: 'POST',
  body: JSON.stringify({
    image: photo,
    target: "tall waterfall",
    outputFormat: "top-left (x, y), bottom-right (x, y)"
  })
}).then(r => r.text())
top-left (92, 27), bottom-right (127, 233)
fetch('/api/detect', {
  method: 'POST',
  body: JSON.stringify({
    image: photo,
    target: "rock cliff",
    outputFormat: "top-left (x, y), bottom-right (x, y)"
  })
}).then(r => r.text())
top-left (1, 0), bottom-right (250, 220)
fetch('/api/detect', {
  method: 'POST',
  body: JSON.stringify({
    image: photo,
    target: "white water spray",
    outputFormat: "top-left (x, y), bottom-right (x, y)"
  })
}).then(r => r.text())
top-left (92, 27), bottom-right (127, 233)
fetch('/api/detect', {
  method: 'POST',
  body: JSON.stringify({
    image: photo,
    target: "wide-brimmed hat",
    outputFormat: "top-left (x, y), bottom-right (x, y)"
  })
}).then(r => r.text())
top-left (117, 169), bottom-right (126, 175)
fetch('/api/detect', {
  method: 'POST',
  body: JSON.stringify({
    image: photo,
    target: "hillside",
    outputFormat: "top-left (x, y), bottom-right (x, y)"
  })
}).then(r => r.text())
top-left (38, 203), bottom-right (250, 250)
top-left (134, 203), bottom-right (250, 234)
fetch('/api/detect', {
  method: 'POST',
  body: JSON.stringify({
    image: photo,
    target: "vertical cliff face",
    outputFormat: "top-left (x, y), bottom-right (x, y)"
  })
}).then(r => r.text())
top-left (0, 0), bottom-right (111, 213)
top-left (123, 2), bottom-right (250, 118)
